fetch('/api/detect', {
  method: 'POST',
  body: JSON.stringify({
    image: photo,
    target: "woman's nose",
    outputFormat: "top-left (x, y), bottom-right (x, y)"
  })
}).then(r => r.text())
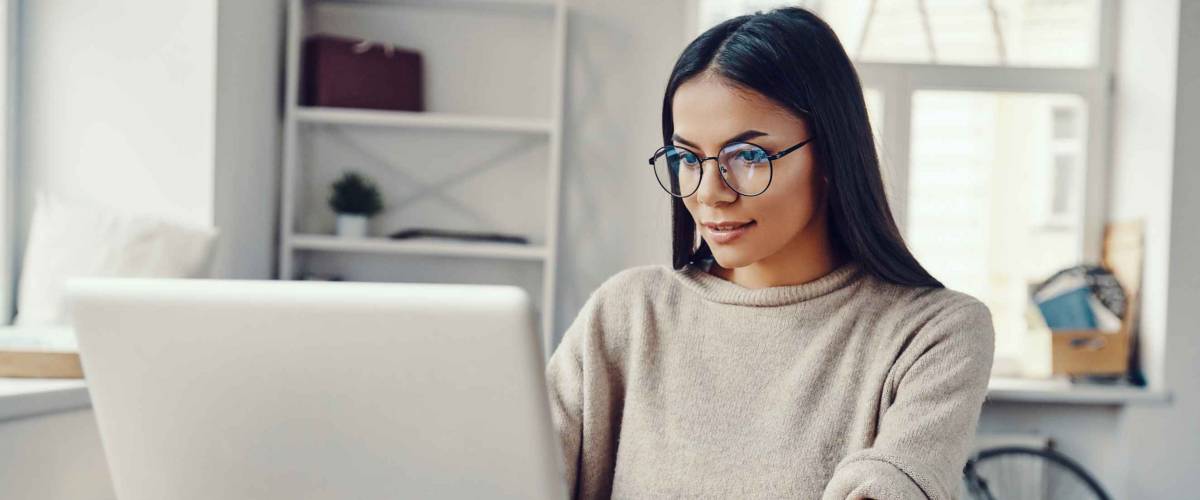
top-left (694, 160), bottom-right (738, 206)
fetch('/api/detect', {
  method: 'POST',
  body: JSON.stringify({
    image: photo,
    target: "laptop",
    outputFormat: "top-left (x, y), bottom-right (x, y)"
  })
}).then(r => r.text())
top-left (67, 278), bottom-right (567, 500)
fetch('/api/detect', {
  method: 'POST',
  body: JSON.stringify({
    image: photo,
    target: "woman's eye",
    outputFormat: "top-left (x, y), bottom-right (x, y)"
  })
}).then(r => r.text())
top-left (739, 150), bottom-right (767, 162)
top-left (682, 153), bottom-right (701, 165)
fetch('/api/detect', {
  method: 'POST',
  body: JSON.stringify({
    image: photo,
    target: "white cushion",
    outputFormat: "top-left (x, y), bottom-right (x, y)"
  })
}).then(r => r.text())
top-left (15, 192), bottom-right (219, 326)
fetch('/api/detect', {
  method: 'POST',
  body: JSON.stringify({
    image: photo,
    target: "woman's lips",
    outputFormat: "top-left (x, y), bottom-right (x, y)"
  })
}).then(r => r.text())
top-left (704, 221), bottom-right (756, 244)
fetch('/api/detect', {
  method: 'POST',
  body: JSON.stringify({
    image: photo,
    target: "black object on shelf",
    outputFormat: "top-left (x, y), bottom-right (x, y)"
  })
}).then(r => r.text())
top-left (388, 227), bottom-right (529, 245)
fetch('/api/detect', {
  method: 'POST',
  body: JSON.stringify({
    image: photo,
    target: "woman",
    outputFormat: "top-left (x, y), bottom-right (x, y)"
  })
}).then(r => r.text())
top-left (545, 7), bottom-right (994, 500)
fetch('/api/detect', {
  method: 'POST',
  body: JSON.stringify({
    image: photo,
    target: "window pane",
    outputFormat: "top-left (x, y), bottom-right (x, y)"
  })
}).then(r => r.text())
top-left (863, 87), bottom-right (885, 147)
top-left (696, 0), bottom-right (1100, 68)
top-left (863, 88), bottom-right (897, 204)
top-left (907, 91), bottom-right (1088, 375)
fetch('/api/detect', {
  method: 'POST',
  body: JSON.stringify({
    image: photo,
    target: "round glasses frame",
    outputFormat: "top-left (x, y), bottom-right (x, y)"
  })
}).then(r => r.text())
top-left (647, 138), bottom-right (815, 198)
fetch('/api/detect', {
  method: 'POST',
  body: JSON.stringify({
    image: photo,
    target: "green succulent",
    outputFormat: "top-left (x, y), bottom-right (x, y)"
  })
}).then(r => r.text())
top-left (329, 171), bottom-right (383, 217)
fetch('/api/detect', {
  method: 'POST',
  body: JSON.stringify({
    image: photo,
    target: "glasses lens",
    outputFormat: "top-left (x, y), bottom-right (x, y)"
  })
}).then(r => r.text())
top-left (719, 143), bottom-right (771, 196)
top-left (652, 146), bottom-right (702, 196)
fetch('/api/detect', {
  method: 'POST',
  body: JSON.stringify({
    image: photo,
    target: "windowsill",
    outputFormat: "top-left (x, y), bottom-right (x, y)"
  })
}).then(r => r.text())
top-left (986, 376), bottom-right (1172, 405)
top-left (0, 378), bottom-right (90, 422)
top-left (0, 375), bottom-right (1171, 422)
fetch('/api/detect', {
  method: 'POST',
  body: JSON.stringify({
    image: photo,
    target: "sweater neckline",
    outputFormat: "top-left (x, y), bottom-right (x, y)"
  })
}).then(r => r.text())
top-left (673, 258), bottom-right (864, 307)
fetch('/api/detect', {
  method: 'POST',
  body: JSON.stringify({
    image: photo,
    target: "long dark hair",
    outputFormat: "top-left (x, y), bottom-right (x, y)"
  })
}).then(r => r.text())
top-left (662, 7), bottom-right (942, 289)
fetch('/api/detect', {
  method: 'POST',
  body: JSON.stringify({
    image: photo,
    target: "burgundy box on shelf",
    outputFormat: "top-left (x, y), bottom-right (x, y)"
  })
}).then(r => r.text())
top-left (301, 34), bottom-right (424, 112)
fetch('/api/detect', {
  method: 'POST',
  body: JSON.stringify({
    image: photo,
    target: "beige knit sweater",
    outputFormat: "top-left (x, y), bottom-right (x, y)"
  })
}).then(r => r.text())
top-left (544, 259), bottom-right (995, 499)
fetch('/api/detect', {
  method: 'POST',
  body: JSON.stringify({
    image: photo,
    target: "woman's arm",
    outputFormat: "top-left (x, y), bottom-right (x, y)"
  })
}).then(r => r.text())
top-left (544, 290), bottom-right (625, 500)
top-left (545, 317), bottom-right (584, 498)
top-left (822, 300), bottom-right (996, 500)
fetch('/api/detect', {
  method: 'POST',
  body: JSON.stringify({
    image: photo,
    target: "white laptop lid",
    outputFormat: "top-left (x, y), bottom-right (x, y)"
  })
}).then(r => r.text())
top-left (68, 278), bottom-right (566, 500)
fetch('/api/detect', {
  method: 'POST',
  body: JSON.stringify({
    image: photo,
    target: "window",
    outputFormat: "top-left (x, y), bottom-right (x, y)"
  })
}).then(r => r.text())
top-left (693, 0), bottom-right (1113, 378)
top-left (696, 0), bottom-right (1101, 67)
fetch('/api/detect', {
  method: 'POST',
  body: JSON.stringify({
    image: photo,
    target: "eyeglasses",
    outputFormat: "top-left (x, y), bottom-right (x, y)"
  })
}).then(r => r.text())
top-left (648, 138), bottom-right (814, 198)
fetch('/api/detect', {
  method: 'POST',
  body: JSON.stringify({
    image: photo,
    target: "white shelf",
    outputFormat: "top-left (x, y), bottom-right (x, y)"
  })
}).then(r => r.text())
top-left (985, 376), bottom-right (1171, 405)
top-left (0, 378), bottom-right (90, 422)
top-left (290, 234), bottom-right (547, 261)
top-left (294, 107), bottom-right (555, 134)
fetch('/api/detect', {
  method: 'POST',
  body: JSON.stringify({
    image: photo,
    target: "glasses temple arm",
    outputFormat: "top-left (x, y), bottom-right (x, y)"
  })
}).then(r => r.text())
top-left (768, 137), bottom-right (815, 160)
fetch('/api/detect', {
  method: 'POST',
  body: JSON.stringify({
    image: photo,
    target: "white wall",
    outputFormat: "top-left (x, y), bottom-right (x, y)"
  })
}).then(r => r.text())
top-left (1116, 1), bottom-right (1200, 496)
top-left (551, 0), bottom-right (686, 339)
top-left (18, 0), bottom-right (218, 231)
top-left (17, 0), bottom-right (283, 284)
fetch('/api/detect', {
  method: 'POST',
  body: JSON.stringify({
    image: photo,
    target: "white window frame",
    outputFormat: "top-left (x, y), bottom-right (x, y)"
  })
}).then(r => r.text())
top-left (856, 0), bottom-right (1115, 264)
top-left (685, 0), bottom-right (1117, 265)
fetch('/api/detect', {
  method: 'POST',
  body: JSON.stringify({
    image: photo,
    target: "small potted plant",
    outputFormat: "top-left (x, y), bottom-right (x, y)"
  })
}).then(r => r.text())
top-left (328, 171), bottom-right (383, 238)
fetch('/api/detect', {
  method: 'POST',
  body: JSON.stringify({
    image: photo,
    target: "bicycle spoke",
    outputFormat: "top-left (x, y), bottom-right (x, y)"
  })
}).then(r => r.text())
top-left (968, 446), bottom-right (1109, 500)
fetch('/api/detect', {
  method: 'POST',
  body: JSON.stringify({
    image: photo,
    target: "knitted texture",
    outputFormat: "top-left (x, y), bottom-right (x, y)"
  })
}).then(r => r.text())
top-left (544, 259), bottom-right (994, 499)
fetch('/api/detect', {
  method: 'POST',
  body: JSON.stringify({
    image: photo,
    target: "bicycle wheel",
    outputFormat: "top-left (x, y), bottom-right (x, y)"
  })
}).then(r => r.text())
top-left (962, 446), bottom-right (1112, 500)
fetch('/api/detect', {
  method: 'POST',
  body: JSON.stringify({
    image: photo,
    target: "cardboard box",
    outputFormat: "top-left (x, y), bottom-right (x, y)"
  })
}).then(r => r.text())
top-left (1049, 310), bottom-right (1133, 376)
top-left (1049, 221), bottom-right (1142, 376)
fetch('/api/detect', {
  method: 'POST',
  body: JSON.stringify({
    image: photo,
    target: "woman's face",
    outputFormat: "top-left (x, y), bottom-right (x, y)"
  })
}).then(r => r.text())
top-left (672, 73), bottom-right (827, 273)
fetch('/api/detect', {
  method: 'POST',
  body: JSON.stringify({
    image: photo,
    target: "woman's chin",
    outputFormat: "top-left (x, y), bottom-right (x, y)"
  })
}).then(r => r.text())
top-left (708, 249), bottom-right (755, 271)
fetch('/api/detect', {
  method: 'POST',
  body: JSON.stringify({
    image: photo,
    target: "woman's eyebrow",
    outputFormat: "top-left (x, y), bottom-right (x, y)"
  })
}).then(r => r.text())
top-left (672, 130), bottom-right (769, 149)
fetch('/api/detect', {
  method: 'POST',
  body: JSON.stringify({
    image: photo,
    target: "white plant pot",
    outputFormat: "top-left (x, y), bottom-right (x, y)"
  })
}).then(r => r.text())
top-left (335, 214), bottom-right (369, 238)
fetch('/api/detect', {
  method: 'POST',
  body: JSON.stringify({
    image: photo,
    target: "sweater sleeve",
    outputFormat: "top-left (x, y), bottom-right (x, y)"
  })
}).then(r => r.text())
top-left (822, 300), bottom-right (995, 500)
top-left (544, 289), bottom-right (625, 500)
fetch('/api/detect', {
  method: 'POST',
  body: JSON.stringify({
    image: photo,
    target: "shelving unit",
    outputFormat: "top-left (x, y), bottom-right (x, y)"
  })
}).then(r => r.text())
top-left (290, 234), bottom-right (549, 261)
top-left (294, 107), bottom-right (556, 134)
top-left (278, 0), bottom-right (567, 359)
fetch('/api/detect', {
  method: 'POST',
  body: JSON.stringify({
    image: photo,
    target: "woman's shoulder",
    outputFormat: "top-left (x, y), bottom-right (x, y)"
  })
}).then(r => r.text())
top-left (861, 273), bottom-right (991, 321)
top-left (913, 288), bottom-right (994, 344)
top-left (858, 274), bottom-right (995, 348)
